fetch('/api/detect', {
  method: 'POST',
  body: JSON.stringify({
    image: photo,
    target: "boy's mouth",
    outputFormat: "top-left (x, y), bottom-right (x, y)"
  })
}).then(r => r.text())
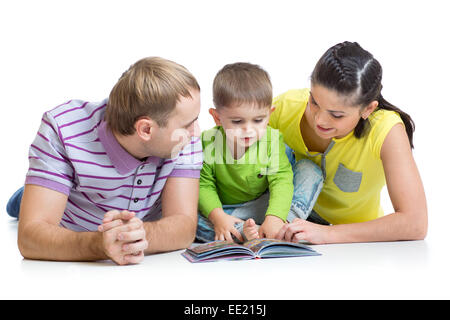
top-left (241, 136), bottom-right (256, 142)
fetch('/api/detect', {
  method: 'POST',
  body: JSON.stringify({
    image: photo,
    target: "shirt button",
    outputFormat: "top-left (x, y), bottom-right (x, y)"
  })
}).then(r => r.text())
top-left (137, 179), bottom-right (142, 185)
top-left (133, 198), bottom-right (139, 203)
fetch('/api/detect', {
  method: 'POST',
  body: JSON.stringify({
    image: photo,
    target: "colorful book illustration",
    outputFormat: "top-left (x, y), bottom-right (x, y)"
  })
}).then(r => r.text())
top-left (182, 238), bottom-right (320, 263)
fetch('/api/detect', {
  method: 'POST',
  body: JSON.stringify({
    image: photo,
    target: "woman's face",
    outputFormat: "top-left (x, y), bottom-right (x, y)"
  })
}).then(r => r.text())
top-left (305, 84), bottom-right (370, 140)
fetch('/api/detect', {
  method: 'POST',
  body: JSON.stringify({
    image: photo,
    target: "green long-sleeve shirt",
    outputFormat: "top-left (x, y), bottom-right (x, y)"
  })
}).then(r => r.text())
top-left (198, 126), bottom-right (294, 221)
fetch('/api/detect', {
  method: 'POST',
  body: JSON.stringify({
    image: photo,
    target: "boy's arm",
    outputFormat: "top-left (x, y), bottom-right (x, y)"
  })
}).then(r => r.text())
top-left (198, 161), bottom-right (222, 218)
top-left (259, 131), bottom-right (294, 238)
top-left (17, 184), bottom-right (107, 261)
top-left (265, 131), bottom-right (294, 221)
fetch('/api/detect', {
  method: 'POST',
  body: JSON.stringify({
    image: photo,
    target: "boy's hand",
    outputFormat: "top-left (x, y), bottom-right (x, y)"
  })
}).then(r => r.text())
top-left (208, 208), bottom-right (244, 243)
top-left (258, 215), bottom-right (285, 239)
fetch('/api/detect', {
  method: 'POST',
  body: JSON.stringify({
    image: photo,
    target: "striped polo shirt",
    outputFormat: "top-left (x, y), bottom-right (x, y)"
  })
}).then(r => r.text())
top-left (25, 99), bottom-right (203, 232)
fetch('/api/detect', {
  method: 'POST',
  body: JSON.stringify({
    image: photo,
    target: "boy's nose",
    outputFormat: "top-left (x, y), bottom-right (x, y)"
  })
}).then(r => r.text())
top-left (242, 125), bottom-right (256, 135)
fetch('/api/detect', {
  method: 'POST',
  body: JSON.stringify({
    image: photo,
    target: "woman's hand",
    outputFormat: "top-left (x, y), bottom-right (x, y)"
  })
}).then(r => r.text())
top-left (275, 218), bottom-right (331, 244)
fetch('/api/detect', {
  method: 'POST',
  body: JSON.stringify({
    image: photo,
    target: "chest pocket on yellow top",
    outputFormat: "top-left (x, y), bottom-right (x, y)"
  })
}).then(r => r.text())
top-left (333, 163), bottom-right (362, 193)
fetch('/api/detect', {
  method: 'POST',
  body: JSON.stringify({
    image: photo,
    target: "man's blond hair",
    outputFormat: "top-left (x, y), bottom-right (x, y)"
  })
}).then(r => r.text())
top-left (106, 57), bottom-right (200, 135)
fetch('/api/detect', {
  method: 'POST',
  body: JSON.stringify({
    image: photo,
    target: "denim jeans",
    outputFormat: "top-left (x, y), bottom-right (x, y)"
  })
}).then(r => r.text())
top-left (196, 192), bottom-right (270, 243)
top-left (195, 145), bottom-right (327, 242)
top-left (6, 187), bottom-right (23, 219)
top-left (286, 145), bottom-right (329, 224)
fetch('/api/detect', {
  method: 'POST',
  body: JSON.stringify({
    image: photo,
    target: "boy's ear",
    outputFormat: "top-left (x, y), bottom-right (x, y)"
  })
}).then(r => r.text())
top-left (209, 108), bottom-right (221, 126)
top-left (134, 117), bottom-right (154, 141)
top-left (270, 105), bottom-right (276, 114)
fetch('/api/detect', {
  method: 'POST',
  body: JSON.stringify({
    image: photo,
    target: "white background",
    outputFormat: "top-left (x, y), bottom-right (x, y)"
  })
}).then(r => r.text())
top-left (1, 0), bottom-right (449, 300)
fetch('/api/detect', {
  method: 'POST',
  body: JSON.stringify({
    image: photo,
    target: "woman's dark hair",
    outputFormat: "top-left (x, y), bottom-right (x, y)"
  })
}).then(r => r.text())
top-left (311, 41), bottom-right (415, 148)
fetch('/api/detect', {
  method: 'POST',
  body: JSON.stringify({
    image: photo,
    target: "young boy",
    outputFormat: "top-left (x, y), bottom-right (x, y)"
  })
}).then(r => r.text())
top-left (196, 62), bottom-right (294, 243)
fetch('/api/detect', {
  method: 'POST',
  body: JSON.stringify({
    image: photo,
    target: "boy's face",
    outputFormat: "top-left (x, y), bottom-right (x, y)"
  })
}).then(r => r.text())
top-left (210, 103), bottom-right (273, 149)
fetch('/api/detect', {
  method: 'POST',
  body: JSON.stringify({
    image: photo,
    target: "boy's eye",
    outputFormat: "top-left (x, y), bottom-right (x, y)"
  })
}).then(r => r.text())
top-left (231, 120), bottom-right (242, 124)
top-left (254, 119), bottom-right (264, 123)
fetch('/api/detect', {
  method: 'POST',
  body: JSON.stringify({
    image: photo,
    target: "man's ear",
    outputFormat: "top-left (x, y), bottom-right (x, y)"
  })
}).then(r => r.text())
top-left (134, 117), bottom-right (155, 141)
top-left (361, 100), bottom-right (379, 120)
top-left (209, 108), bottom-right (222, 126)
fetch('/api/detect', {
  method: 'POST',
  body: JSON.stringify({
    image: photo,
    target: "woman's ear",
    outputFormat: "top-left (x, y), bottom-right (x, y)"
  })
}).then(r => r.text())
top-left (209, 108), bottom-right (222, 126)
top-left (134, 117), bottom-right (154, 141)
top-left (362, 100), bottom-right (379, 119)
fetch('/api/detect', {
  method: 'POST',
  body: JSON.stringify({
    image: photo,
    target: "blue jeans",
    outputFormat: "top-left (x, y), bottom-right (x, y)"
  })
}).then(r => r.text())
top-left (195, 145), bottom-right (327, 242)
top-left (196, 192), bottom-right (270, 243)
top-left (285, 145), bottom-right (327, 224)
top-left (6, 187), bottom-right (23, 219)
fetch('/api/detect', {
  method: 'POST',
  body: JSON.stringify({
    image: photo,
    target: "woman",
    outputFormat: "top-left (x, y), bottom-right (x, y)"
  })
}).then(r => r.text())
top-left (271, 41), bottom-right (427, 244)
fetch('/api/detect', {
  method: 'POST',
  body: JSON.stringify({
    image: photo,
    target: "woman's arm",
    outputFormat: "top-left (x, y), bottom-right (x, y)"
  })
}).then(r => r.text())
top-left (277, 123), bottom-right (428, 244)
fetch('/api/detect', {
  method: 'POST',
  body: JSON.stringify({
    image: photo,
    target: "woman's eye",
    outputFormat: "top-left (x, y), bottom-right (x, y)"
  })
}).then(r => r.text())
top-left (331, 114), bottom-right (343, 119)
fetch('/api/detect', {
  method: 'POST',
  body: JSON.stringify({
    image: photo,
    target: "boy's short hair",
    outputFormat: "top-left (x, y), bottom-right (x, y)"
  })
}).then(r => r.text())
top-left (106, 57), bottom-right (200, 135)
top-left (213, 62), bottom-right (272, 109)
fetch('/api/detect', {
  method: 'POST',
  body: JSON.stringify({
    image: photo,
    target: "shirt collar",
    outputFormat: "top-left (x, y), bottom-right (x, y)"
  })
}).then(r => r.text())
top-left (98, 120), bottom-right (161, 174)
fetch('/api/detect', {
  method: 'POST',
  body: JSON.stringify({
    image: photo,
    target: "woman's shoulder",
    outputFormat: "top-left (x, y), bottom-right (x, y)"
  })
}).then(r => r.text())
top-left (271, 88), bottom-right (309, 125)
top-left (273, 88), bottom-right (310, 105)
top-left (369, 109), bottom-right (403, 130)
top-left (368, 109), bottom-right (404, 157)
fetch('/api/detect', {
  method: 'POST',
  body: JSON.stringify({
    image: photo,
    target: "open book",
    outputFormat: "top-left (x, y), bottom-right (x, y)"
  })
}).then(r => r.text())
top-left (182, 238), bottom-right (320, 263)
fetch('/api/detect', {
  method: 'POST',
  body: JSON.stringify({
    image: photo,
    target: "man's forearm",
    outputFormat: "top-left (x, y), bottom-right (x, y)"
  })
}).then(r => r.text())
top-left (18, 220), bottom-right (107, 261)
top-left (144, 214), bottom-right (197, 254)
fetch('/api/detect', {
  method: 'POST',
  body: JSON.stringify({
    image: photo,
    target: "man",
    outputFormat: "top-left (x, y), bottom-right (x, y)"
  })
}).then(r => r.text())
top-left (9, 57), bottom-right (202, 265)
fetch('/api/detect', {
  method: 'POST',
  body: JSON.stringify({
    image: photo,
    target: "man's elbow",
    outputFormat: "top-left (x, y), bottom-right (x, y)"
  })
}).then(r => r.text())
top-left (179, 214), bottom-right (198, 249)
top-left (17, 230), bottom-right (35, 260)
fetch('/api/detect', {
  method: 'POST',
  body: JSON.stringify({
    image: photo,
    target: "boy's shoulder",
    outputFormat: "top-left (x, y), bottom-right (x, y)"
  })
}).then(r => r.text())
top-left (201, 125), bottom-right (223, 143)
top-left (265, 125), bottom-right (284, 142)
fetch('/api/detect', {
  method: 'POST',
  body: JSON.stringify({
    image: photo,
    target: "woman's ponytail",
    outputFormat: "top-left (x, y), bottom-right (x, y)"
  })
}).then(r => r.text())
top-left (377, 94), bottom-right (415, 148)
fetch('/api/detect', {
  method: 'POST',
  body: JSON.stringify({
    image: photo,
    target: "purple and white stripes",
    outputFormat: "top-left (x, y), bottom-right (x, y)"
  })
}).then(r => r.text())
top-left (25, 99), bottom-right (203, 232)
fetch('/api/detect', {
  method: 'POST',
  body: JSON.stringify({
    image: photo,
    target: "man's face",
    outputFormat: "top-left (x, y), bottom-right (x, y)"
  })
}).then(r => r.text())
top-left (151, 89), bottom-right (201, 159)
